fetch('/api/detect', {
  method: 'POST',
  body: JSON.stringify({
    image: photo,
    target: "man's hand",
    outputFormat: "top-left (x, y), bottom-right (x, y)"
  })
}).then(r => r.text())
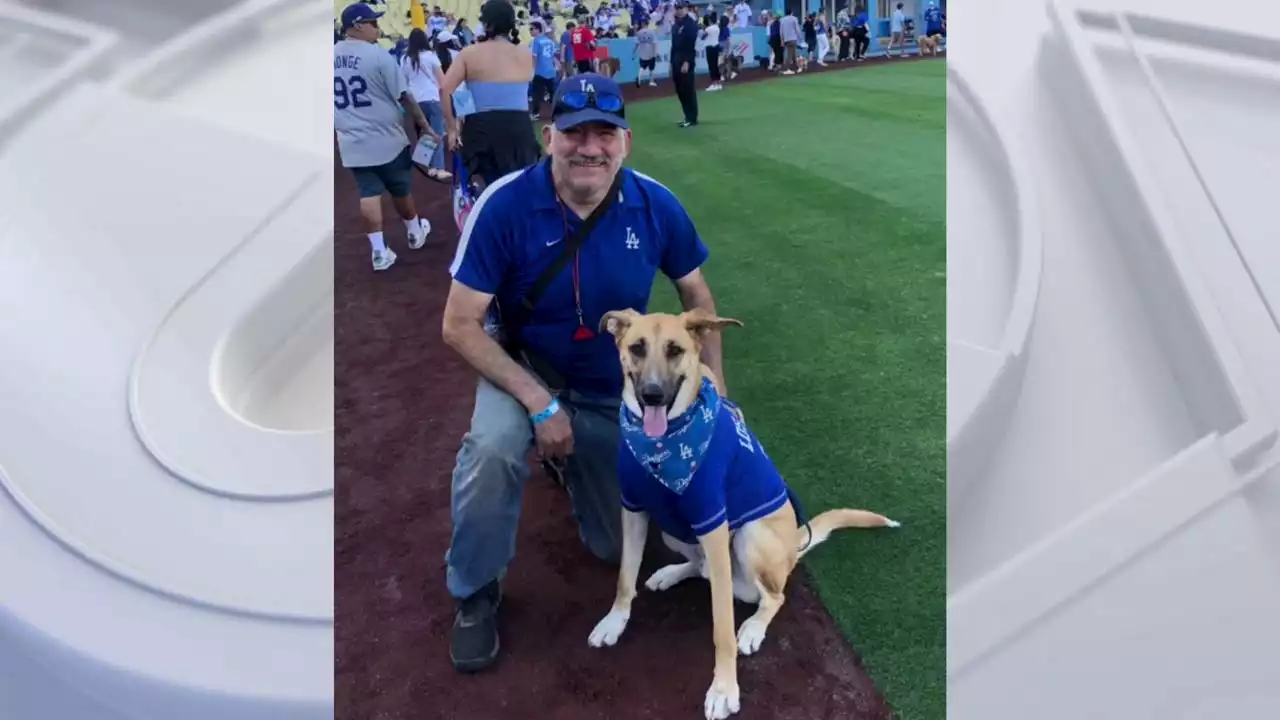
top-left (681, 61), bottom-right (690, 73)
top-left (533, 403), bottom-right (574, 460)
top-left (447, 127), bottom-right (462, 151)
top-left (399, 91), bottom-right (440, 145)
top-left (414, 114), bottom-right (434, 141)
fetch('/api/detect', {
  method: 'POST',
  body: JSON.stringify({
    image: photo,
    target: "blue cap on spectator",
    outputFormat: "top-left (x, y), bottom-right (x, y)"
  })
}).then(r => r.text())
top-left (341, 3), bottom-right (384, 30)
top-left (552, 73), bottom-right (629, 131)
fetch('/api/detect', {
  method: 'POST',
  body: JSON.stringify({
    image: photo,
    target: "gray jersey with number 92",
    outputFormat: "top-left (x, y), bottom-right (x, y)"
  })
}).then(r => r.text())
top-left (334, 39), bottom-right (410, 168)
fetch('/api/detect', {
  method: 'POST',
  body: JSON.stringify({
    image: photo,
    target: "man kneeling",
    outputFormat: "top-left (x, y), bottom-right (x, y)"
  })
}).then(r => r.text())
top-left (440, 73), bottom-right (729, 673)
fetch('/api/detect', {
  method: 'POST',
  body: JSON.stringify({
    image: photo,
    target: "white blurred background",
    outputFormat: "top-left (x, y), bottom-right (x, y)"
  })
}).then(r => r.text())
top-left (947, 0), bottom-right (1280, 718)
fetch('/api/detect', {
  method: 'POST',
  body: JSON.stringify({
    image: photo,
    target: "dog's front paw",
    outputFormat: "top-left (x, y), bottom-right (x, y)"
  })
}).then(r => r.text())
top-left (645, 562), bottom-right (696, 592)
top-left (703, 679), bottom-right (741, 720)
top-left (587, 609), bottom-right (630, 648)
top-left (736, 619), bottom-right (768, 656)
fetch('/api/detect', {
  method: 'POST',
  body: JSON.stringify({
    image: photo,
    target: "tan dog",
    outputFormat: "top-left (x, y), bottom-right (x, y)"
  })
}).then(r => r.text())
top-left (587, 308), bottom-right (899, 720)
top-left (598, 56), bottom-right (621, 78)
top-left (917, 33), bottom-right (943, 55)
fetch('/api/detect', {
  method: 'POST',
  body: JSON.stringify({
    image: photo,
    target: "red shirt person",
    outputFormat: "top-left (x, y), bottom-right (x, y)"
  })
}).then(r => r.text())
top-left (570, 24), bottom-right (596, 73)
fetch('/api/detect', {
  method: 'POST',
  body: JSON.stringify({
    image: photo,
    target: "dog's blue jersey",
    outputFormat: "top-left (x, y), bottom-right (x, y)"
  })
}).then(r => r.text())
top-left (619, 400), bottom-right (790, 545)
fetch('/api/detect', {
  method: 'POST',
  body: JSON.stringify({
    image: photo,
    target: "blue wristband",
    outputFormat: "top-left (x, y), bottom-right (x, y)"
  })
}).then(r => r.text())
top-left (530, 398), bottom-right (560, 426)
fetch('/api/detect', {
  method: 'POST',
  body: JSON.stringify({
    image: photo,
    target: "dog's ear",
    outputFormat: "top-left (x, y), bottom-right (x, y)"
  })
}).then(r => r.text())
top-left (599, 308), bottom-right (641, 337)
top-left (682, 308), bottom-right (743, 339)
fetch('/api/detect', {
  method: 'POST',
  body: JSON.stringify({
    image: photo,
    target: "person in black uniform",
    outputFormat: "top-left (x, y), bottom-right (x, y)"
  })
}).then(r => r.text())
top-left (670, 0), bottom-right (699, 128)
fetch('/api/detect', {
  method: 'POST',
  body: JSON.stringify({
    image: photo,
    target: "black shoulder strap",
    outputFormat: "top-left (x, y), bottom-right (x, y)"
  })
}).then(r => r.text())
top-left (503, 168), bottom-right (626, 341)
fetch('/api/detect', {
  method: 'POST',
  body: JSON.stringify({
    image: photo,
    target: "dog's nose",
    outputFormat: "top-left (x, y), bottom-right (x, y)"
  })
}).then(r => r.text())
top-left (638, 383), bottom-right (666, 407)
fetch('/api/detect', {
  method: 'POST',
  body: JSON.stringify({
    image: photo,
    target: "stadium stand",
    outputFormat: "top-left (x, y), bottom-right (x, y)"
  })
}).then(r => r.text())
top-left (336, 0), bottom-right (638, 47)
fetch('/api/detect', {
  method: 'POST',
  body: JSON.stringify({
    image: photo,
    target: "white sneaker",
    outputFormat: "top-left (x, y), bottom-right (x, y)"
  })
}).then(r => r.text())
top-left (372, 247), bottom-right (397, 271)
top-left (407, 218), bottom-right (432, 250)
top-left (648, 80), bottom-right (657, 87)
top-left (782, 70), bottom-right (795, 75)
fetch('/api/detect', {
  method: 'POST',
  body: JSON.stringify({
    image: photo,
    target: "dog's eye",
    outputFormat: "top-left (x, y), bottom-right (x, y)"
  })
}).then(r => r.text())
top-left (665, 342), bottom-right (684, 359)
top-left (628, 340), bottom-right (646, 358)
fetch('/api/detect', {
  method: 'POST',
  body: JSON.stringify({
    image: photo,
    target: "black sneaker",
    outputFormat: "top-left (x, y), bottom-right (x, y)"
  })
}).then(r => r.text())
top-left (450, 579), bottom-right (502, 673)
top-left (679, 120), bottom-right (697, 128)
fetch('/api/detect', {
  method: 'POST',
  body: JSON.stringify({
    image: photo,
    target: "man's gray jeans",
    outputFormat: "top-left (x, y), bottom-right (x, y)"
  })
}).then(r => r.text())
top-left (444, 378), bottom-right (624, 600)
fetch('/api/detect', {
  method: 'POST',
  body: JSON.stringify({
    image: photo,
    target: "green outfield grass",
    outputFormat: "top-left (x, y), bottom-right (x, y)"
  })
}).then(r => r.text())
top-left (629, 62), bottom-right (946, 720)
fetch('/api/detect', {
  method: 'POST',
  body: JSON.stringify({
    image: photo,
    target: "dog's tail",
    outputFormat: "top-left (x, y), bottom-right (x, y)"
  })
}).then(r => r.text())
top-left (796, 509), bottom-right (899, 559)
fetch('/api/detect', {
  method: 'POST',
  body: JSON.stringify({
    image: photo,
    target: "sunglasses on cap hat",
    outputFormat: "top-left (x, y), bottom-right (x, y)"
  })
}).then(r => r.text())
top-left (555, 89), bottom-right (624, 117)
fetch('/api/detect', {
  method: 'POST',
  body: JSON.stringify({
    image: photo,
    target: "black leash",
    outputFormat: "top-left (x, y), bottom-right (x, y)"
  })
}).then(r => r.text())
top-left (787, 483), bottom-right (816, 553)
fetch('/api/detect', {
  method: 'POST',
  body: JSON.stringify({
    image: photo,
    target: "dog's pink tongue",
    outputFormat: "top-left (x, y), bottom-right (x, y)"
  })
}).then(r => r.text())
top-left (642, 406), bottom-right (669, 437)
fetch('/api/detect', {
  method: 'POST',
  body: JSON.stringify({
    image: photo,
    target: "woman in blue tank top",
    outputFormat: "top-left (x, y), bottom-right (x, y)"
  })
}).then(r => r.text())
top-left (439, 0), bottom-right (543, 189)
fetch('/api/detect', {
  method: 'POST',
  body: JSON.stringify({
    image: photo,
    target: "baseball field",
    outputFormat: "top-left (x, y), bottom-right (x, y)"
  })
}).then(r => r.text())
top-left (335, 57), bottom-right (945, 720)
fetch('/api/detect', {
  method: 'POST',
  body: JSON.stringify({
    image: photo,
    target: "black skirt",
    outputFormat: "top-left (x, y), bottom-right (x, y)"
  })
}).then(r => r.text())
top-left (459, 110), bottom-right (543, 187)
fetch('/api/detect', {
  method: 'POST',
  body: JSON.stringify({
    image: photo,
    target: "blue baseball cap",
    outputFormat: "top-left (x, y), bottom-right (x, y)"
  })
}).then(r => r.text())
top-left (341, 3), bottom-right (384, 30)
top-left (552, 73), bottom-right (629, 131)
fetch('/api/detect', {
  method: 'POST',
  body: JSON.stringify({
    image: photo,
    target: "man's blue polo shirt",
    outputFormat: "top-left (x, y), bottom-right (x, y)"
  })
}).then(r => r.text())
top-left (449, 159), bottom-right (710, 398)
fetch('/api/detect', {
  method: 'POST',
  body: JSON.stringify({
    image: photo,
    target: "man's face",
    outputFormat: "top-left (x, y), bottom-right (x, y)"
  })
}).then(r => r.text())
top-left (543, 122), bottom-right (631, 198)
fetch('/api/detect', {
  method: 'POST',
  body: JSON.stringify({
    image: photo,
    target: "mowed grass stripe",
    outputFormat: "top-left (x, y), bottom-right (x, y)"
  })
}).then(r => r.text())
top-left (626, 122), bottom-right (943, 230)
top-left (740, 80), bottom-right (944, 128)
top-left (628, 66), bottom-right (945, 222)
top-left (628, 61), bottom-right (944, 720)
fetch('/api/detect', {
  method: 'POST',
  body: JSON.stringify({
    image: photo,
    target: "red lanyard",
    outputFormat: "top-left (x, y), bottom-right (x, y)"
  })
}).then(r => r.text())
top-left (558, 201), bottom-right (595, 342)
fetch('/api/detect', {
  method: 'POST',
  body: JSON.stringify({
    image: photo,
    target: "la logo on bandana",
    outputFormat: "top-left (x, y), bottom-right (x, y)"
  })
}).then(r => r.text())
top-left (579, 79), bottom-right (595, 93)
top-left (620, 377), bottom-right (720, 495)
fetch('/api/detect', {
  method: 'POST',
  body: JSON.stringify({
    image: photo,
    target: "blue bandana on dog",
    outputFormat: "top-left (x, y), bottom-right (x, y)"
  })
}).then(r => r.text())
top-left (620, 376), bottom-right (721, 495)
top-left (617, 376), bottom-right (802, 546)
